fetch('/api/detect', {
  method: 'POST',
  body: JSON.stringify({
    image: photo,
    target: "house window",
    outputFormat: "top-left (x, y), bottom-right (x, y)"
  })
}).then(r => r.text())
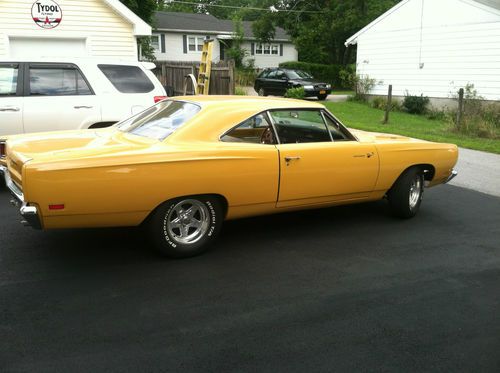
top-left (151, 35), bottom-right (160, 51)
top-left (188, 36), bottom-right (205, 52)
top-left (255, 43), bottom-right (279, 56)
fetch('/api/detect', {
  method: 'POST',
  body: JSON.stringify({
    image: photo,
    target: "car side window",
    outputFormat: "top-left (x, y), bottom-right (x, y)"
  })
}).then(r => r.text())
top-left (0, 64), bottom-right (18, 96)
top-left (323, 113), bottom-right (352, 141)
top-left (29, 66), bottom-right (92, 96)
top-left (266, 70), bottom-right (277, 79)
top-left (275, 70), bottom-right (286, 80)
top-left (269, 109), bottom-right (332, 144)
top-left (221, 113), bottom-right (276, 144)
top-left (98, 64), bottom-right (154, 93)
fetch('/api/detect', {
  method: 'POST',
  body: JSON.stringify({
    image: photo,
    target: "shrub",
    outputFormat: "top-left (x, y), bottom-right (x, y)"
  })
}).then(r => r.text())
top-left (353, 75), bottom-right (380, 102)
top-left (284, 86), bottom-right (305, 99)
top-left (449, 84), bottom-right (499, 139)
top-left (234, 86), bottom-right (247, 96)
top-left (402, 93), bottom-right (430, 114)
top-left (279, 61), bottom-right (350, 89)
top-left (371, 97), bottom-right (402, 111)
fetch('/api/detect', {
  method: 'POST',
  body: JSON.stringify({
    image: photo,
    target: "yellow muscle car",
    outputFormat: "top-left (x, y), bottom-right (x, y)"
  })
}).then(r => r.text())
top-left (1, 96), bottom-right (458, 257)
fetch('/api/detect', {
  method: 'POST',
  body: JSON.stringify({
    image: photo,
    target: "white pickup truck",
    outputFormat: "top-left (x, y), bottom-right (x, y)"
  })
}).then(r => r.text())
top-left (0, 57), bottom-right (166, 136)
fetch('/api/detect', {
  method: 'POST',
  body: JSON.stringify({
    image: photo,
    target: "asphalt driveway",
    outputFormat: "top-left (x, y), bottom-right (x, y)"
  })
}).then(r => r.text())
top-left (1, 184), bottom-right (499, 372)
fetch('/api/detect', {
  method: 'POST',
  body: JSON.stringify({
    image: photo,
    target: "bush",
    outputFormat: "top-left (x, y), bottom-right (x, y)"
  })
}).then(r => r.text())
top-left (279, 61), bottom-right (352, 89)
top-left (402, 93), bottom-right (430, 114)
top-left (449, 84), bottom-right (499, 139)
top-left (284, 86), bottom-right (305, 99)
top-left (234, 86), bottom-right (247, 96)
top-left (371, 97), bottom-right (402, 111)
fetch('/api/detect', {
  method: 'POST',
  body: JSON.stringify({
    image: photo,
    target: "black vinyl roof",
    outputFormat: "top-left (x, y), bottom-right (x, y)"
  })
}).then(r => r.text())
top-left (154, 11), bottom-right (291, 41)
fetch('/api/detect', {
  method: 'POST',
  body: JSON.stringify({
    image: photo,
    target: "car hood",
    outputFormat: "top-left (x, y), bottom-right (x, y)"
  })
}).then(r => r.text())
top-left (290, 79), bottom-right (328, 86)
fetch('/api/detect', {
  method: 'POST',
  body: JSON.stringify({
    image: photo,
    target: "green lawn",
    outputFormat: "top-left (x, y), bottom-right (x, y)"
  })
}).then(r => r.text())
top-left (331, 90), bottom-right (354, 96)
top-left (324, 101), bottom-right (500, 154)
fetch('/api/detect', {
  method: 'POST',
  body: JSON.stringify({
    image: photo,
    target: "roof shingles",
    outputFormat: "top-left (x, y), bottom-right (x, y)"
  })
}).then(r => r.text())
top-left (154, 11), bottom-right (291, 41)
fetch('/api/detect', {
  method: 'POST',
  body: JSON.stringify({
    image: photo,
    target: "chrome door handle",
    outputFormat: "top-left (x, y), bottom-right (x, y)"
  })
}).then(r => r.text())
top-left (74, 105), bottom-right (93, 109)
top-left (0, 106), bottom-right (20, 112)
top-left (285, 156), bottom-right (301, 165)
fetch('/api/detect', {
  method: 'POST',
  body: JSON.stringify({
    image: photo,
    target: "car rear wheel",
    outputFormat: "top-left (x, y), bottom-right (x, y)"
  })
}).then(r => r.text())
top-left (317, 94), bottom-right (328, 101)
top-left (387, 167), bottom-right (424, 218)
top-left (258, 87), bottom-right (267, 97)
top-left (147, 196), bottom-right (223, 258)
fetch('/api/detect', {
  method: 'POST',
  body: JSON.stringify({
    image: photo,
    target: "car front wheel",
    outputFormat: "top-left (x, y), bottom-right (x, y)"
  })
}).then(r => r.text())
top-left (387, 167), bottom-right (424, 218)
top-left (147, 196), bottom-right (223, 258)
top-left (317, 94), bottom-right (328, 100)
top-left (258, 87), bottom-right (267, 96)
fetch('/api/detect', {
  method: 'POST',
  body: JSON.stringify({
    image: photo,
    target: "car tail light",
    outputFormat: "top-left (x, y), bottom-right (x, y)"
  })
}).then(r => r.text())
top-left (154, 96), bottom-right (168, 103)
top-left (0, 140), bottom-right (6, 159)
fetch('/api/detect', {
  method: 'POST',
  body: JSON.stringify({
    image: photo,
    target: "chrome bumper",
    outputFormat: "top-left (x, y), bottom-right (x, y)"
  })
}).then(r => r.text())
top-left (2, 167), bottom-right (42, 229)
top-left (445, 169), bottom-right (458, 184)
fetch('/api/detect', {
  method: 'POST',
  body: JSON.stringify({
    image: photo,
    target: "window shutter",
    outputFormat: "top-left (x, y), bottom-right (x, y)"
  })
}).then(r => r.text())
top-left (280, 43), bottom-right (283, 56)
top-left (183, 35), bottom-right (187, 54)
top-left (160, 34), bottom-right (166, 53)
top-left (251, 42), bottom-right (255, 55)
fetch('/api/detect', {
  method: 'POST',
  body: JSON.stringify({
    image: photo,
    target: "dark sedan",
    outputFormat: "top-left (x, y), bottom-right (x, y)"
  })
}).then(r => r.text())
top-left (254, 68), bottom-right (332, 100)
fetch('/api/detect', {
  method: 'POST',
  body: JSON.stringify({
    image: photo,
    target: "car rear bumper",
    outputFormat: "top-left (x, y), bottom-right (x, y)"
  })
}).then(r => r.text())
top-left (2, 166), bottom-right (42, 229)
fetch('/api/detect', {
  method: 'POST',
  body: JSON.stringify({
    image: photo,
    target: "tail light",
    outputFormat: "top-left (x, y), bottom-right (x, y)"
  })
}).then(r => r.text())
top-left (0, 140), bottom-right (6, 159)
top-left (154, 96), bottom-right (168, 103)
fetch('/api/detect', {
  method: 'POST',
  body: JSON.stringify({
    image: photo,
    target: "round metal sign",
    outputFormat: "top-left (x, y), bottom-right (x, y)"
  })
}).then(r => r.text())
top-left (32, 0), bottom-right (62, 29)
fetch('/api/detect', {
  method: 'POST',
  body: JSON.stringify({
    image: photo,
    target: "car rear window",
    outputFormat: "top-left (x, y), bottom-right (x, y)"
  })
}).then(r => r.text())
top-left (98, 64), bottom-right (154, 94)
top-left (118, 100), bottom-right (200, 141)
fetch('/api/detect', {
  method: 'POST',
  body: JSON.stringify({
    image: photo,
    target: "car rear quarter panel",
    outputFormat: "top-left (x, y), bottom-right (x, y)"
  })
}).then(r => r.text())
top-left (24, 144), bottom-right (279, 229)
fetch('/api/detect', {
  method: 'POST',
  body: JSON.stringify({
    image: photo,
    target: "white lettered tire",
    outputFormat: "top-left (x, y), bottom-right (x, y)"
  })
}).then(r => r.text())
top-left (147, 196), bottom-right (223, 258)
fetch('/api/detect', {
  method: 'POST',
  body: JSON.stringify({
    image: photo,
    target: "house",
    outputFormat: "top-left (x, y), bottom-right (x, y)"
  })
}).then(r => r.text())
top-left (0, 0), bottom-right (151, 60)
top-left (345, 0), bottom-right (500, 103)
top-left (152, 11), bottom-right (298, 68)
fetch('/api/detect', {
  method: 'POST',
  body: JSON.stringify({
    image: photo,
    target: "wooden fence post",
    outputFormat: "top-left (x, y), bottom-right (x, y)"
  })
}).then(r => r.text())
top-left (383, 84), bottom-right (392, 124)
top-left (456, 88), bottom-right (464, 130)
top-left (228, 60), bottom-right (235, 95)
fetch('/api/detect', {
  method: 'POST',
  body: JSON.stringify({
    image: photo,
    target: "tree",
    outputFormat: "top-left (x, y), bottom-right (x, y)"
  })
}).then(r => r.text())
top-left (119, 0), bottom-right (157, 60)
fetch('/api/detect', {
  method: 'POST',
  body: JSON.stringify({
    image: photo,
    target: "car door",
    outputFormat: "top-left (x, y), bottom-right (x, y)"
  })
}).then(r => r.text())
top-left (269, 109), bottom-right (379, 208)
top-left (23, 63), bottom-right (101, 133)
top-left (0, 63), bottom-right (23, 136)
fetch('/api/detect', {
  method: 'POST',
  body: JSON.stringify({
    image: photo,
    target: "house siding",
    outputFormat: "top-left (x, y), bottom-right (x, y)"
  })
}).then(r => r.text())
top-left (242, 41), bottom-right (298, 69)
top-left (0, 0), bottom-right (138, 60)
top-left (354, 0), bottom-right (500, 101)
top-left (153, 32), bottom-right (298, 68)
top-left (154, 32), bottom-right (222, 62)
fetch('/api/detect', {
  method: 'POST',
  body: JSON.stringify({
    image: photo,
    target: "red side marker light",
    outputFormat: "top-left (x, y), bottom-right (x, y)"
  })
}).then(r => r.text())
top-left (49, 204), bottom-right (65, 210)
top-left (154, 96), bottom-right (168, 103)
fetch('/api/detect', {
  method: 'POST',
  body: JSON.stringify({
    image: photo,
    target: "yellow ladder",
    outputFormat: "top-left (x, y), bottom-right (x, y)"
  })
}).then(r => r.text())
top-left (197, 39), bottom-right (213, 95)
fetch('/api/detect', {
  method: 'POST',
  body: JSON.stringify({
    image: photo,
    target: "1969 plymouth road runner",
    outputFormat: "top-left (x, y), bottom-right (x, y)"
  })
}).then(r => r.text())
top-left (1, 96), bottom-right (458, 257)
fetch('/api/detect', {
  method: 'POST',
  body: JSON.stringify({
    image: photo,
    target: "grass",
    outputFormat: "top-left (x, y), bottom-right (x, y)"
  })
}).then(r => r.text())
top-left (324, 101), bottom-right (500, 154)
top-left (331, 90), bottom-right (354, 96)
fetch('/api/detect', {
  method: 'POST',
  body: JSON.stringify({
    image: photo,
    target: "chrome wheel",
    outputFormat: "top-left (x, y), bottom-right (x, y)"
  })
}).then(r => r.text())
top-left (258, 88), bottom-right (265, 96)
top-left (409, 176), bottom-right (423, 209)
top-left (166, 199), bottom-right (210, 245)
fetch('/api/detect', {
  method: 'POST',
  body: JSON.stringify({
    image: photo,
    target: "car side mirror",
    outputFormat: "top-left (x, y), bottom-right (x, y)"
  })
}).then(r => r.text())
top-left (281, 76), bottom-right (288, 81)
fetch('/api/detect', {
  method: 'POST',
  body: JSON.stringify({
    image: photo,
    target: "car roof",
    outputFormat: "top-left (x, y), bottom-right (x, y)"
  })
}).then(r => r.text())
top-left (173, 95), bottom-right (325, 110)
top-left (0, 57), bottom-right (152, 68)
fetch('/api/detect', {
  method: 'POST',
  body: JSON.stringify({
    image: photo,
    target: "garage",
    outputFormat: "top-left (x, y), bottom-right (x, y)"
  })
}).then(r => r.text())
top-left (0, 0), bottom-right (151, 61)
top-left (9, 37), bottom-right (86, 58)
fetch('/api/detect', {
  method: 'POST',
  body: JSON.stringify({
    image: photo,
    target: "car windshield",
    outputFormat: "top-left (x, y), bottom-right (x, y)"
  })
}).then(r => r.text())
top-left (286, 70), bottom-right (313, 80)
top-left (116, 100), bottom-right (201, 140)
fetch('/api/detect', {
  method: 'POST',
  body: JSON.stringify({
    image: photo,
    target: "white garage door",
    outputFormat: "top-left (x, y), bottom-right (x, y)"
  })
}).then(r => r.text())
top-left (9, 37), bottom-right (86, 58)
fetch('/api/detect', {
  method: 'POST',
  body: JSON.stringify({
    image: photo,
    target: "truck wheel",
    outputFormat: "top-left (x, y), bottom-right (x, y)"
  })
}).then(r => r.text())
top-left (387, 167), bottom-right (424, 218)
top-left (147, 196), bottom-right (223, 258)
